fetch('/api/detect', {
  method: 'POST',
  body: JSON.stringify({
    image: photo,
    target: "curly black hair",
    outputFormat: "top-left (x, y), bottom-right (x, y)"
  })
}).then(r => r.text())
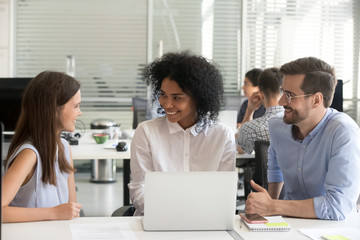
top-left (142, 51), bottom-right (224, 130)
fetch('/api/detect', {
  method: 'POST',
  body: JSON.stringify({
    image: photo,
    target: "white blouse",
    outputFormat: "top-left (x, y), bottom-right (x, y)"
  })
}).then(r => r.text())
top-left (128, 116), bottom-right (236, 215)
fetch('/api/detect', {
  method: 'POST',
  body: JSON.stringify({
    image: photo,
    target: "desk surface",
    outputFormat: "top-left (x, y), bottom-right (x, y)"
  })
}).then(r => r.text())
top-left (70, 129), bottom-right (253, 161)
top-left (2, 129), bottom-right (253, 161)
top-left (70, 130), bottom-right (132, 160)
top-left (3, 213), bottom-right (360, 240)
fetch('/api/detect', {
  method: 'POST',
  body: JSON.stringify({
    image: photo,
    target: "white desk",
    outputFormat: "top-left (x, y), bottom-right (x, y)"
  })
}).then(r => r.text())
top-left (71, 130), bottom-right (132, 205)
top-left (3, 213), bottom-right (360, 240)
top-left (70, 130), bottom-right (132, 160)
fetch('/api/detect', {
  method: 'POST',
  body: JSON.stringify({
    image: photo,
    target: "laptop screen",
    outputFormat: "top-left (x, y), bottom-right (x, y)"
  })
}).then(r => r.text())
top-left (143, 171), bottom-right (237, 231)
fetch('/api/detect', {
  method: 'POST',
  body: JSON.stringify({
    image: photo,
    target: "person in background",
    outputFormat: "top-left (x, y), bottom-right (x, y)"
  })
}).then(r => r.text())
top-left (246, 57), bottom-right (360, 220)
top-left (129, 51), bottom-right (236, 216)
top-left (237, 68), bottom-right (266, 128)
top-left (2, 71), bottom-right (82, 222)
top-left (236, 68), bottom-right (284, 154)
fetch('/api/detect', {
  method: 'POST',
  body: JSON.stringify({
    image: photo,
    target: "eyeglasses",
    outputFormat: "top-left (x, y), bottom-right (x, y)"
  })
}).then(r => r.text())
top-left (280, 88), bottom-right (313, 104)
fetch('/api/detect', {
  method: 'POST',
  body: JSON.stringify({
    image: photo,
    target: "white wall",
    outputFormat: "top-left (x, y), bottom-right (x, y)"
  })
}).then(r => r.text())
top-left (0, 0), bottom-right (10, 77)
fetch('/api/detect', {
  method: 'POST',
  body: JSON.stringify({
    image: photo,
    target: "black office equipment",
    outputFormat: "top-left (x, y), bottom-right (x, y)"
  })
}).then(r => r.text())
top-left (0, 78), bottom-right (33, 135)
top-left (116, 141), bottom-right (128, 152)
top-left (132, 97), bottom-right (148, 129)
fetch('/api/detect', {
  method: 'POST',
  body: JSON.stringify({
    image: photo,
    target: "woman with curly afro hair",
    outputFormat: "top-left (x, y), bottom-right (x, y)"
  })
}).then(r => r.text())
top-left (129, 51), bottom-right (236, 216)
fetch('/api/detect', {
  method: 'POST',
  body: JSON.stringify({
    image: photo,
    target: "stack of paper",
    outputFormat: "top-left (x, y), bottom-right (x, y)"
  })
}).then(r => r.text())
top-left (242, 216), bottom-right (291, 232)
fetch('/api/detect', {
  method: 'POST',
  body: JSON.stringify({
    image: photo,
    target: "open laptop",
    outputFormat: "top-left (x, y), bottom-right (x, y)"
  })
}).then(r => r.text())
top-left (142, 171), bottom-right (238, 231)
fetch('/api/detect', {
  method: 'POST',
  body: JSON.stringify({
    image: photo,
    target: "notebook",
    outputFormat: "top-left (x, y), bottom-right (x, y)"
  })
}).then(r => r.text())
top-left (242, 216), bottom-right (291, 232)
top-left (142, 171), bottom-right (238, 231)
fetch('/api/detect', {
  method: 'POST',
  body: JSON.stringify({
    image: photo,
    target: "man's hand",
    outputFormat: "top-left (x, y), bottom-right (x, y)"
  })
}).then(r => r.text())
top-left (245, 180), bottom-right (275, 216)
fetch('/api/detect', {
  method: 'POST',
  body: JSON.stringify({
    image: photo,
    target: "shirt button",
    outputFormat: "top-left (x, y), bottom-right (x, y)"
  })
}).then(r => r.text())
top-left (302, 145), bottom-right (306, 148)
top-left (298, 168), bottom-right (301, 171)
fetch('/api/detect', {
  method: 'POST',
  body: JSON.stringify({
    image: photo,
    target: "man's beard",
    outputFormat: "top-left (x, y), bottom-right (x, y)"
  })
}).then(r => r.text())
top-left (282, 106), bottom-right (309, 125)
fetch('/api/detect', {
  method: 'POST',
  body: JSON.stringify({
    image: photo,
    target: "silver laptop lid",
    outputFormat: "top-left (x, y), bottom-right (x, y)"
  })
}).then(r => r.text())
top-left (143, 171), bottom-right (237, 231)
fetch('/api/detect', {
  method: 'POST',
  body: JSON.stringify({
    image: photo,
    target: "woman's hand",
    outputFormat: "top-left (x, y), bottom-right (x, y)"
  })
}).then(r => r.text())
top-left (52, 202), bottom-right (82, 220)
top-left (247, 92), bottom-right (262, 112)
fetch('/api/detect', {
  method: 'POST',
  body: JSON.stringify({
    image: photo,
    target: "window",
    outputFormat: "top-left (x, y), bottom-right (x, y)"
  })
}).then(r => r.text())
top-left (13, 0), bottom-right (360, 126)
top-left (242, 0), bottom-right (360, 122)
top-left (151, 0), bottom-right (242, 94)
top-left (14, 0), bottom-right (148, 127)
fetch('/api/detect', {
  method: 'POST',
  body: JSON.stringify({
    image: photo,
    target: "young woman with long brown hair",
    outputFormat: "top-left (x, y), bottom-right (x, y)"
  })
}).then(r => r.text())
top-left (2, 71), bottom-right (82, 222)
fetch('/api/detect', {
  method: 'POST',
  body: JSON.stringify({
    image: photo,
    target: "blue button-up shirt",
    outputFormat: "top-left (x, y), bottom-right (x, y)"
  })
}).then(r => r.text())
top-left (268, 108), bottom-right (360, 220)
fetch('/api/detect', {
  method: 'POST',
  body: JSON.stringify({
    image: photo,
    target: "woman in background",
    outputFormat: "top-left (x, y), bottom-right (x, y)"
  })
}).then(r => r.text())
top-left (2, 71), bottom-right (82, 222)
top-left (129, 51), bottom-right (236, 216)
top-left (237, 68), bottom-right (266, 128)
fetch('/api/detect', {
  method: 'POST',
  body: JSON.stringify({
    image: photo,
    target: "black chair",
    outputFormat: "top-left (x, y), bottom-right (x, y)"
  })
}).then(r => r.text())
top-left (252, 140), bottom-right (270, 189)
top-left (111, 205), bottom-right (135, 217)
top-left (243, 140), bottom-right (270, 199)
top-left (132, 97), bottom-right (148, 129)
top-left (1, 121), bottom-right (4, 175)
top-left (330, 79), bottom-right (343, 112)
top-left (1, 121), bottom-right (3, 234)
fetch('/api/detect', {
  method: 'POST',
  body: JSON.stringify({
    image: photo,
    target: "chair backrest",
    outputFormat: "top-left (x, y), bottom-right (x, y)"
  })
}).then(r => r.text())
top-left (0, 121), bottom-right (3, 173)
top-left (252, 140), bottom-right (270, 189)
top-left (0, 121), bottom-right (3, 234)
top-left (330, 79), bottom-right (343, 112)
top-left (111, 205), bottom-right (135, 217)
top-left (132, 97), bottom-right (148, 129)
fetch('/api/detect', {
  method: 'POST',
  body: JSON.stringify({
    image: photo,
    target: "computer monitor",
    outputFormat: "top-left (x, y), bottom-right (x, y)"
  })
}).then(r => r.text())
top-left (0, 78), bottom-right (33, 135)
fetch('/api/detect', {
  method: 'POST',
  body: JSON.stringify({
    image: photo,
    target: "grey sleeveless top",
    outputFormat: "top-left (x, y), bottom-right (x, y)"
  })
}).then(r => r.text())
top-left (6, 138), bottom-right (70, 208)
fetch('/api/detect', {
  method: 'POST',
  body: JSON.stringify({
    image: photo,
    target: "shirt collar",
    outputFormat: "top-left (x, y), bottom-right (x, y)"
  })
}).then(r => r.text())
top-left (166, 118), bottom-right (207, 137)
top-left (265, 105), bottom-right (284, 114)
top-left (307, 108), bottom-right (332, 139)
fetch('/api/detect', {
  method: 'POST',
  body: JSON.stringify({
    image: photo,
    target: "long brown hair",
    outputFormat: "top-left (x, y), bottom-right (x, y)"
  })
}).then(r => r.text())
top-left (5, 71), bottom-right (80, 185)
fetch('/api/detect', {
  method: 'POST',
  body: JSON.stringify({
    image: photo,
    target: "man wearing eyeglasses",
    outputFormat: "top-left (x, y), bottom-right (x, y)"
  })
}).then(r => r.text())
top-left (245, 57), bottom-right (360, 220)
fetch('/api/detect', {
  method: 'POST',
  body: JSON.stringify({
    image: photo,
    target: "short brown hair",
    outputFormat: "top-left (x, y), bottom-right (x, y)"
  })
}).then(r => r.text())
top-left (280, 57), bottom-right (336, 107)
top-left (258, 68), bottom-right (283, 98)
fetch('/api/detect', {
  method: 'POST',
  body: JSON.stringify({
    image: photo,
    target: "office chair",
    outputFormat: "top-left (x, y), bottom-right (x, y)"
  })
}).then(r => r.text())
top-left (1, 121), bottom-right (3, 235)
top-left (132, 97), bottom-right (148, 129)
top-left (1, 121), bottom-right (4, 175)
top-left (243, 140), bottom-right (270, 200)
top-left (111, 205), bottom-right (135, 217)
top-left (252, 140), bottom-right (270, 189)
top-left (330, 79), bottom-right (343, 112)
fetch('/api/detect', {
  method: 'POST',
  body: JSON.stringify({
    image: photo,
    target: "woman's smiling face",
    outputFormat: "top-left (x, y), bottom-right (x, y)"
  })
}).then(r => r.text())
top-left (159, 77), bottom-right (197, 129)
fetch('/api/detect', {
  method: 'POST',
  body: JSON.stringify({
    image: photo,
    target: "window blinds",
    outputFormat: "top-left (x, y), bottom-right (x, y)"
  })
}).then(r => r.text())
top-left (13, 0), bottom-right (360, 124)
top-left (152, 0), bottom-right (242, 94)
top-left (15, 0), bottom-right (148, 114)
top-left (242, 0), bottom-right (357, 99)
